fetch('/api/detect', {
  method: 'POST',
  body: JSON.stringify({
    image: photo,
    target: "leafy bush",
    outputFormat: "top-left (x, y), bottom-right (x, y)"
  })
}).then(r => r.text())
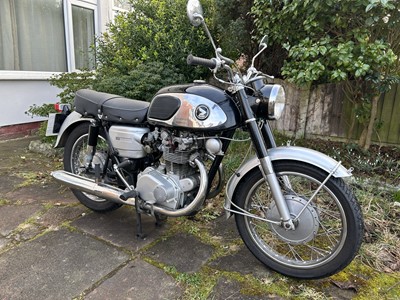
top-left (252, 0), bottom-right (400, 149)
top-left (95, 0), bottom-right (215, 94)
top-left (94, 61), bottom-right (185, 101)
top-left (252, 0), bottom-right (399, 84)
top-left (214, 0), bottom-right (255, 60)
top-left (50, 71), bottom-right (95, 105)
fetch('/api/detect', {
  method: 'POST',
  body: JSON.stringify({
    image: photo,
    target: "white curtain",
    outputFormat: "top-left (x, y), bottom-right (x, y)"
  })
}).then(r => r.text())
top-left (72, 5), bottom-right (95, 70)
top-left (0, 0), bottom-right (67, 72)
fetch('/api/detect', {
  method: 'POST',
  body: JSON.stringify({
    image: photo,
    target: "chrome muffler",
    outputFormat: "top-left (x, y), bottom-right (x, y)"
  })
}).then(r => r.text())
top-left (51, 158), bottom-right (208, 217)
top-left (52, 170), bottom-right (130, 205)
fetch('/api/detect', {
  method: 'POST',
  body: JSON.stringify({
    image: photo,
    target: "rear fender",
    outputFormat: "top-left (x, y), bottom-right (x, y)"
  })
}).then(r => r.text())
top-left (224, 146), bottom-right (352, 218)
top-left (54, 111), bottom-right (93, 148)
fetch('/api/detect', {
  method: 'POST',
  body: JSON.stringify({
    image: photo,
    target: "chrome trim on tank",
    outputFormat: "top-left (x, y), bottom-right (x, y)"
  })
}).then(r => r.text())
top-left (148, 93), bottom-right (227, 128)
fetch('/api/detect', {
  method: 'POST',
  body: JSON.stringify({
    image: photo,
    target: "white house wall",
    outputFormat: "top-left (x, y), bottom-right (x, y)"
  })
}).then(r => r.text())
top-left (0, 79), bottom-right (61, 127)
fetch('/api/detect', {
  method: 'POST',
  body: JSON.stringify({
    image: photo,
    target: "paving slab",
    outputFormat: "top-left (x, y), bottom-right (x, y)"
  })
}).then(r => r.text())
top-left (13, 223), bottom-right (44, 242)
top-left (0, 229), bottom-right (129, 300)
top-left (0, 137), bottom-right (37, 161)
top-left (324, 284), bottom-right (357, 300)
top-left (208, 215), bottom-right (240, 243)
top-left (209, 246), bottom-right (273, 279)
top-left (86, 259), bottom-right (182, 299)
top-left (209, 277), bottom-right (281, 300)
top-left (38, 205), bottom-right (88, 229)
top-left (5, 183), bottom-right (75, 205)
top-left (0, 173), bottom-right (24, 194)
top-left (0, 237), bottom-right (9, 250)
top-left (72, 206), bottom-right (166, 250)
top-left (145, 233), bottom-right (214, 273)
top-left (0, 204), bottom-right (42, 236)
top-left (0, 137), bottom-right (49, 172)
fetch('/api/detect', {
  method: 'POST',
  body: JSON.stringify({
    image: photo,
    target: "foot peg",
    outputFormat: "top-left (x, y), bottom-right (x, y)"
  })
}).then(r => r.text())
top-left (120, 189), bottom-right (138, 201)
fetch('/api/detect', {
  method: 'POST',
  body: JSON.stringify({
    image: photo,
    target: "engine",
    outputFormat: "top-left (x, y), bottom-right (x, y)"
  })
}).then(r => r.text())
top-left (135, 128), bottom-right (221, 210)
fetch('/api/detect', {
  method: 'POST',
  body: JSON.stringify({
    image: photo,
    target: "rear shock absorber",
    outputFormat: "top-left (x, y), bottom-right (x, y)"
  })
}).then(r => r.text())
top-left (85, 120), bottom-right (100, 169)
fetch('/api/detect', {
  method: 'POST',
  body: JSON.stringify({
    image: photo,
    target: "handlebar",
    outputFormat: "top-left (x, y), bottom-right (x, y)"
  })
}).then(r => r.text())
top-left (187, 54), bottom-right (217, 69)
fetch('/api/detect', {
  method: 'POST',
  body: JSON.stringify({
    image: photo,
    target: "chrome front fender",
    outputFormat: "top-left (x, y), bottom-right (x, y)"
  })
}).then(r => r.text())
top-left (54, 111), bottom-right (93, 148)
top-left (224, 146), bottom-right (352, 218)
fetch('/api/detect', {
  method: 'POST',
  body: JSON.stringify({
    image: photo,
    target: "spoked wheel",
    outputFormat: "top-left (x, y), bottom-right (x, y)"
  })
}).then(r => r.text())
top-left (234, 161), bottom-right (363, 279)
top-left (64, 123), bottom-right (121, 212)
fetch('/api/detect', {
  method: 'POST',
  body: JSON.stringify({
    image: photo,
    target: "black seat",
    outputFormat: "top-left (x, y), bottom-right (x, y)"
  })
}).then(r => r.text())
top-left (74, 89), bottom-right (149, 124)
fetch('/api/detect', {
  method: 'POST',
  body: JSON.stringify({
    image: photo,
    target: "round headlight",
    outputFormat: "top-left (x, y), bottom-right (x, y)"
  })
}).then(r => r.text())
top-left (248, 83), bottom-right (286, 120)
top-left (268, 84), bottom-right (286, 120)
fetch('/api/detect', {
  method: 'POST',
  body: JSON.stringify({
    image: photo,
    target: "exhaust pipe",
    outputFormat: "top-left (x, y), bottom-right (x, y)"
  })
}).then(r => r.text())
top-left (51, 158), bottom-right (208, 217)
top-left (52, 170), bottom-right (130, 205)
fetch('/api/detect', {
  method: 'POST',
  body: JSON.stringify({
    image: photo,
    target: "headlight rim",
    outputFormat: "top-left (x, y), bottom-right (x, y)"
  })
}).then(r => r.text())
top-left (266, 84), bottom-right (286, 120)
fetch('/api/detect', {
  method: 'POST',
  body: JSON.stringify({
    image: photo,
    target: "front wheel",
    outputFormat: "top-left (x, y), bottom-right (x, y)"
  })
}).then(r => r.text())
top-left (234, 161), bottom-right (363, 279)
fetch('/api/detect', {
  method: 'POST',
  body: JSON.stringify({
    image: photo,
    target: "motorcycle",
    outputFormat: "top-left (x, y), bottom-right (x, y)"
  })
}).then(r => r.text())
top-left (48, 0), bottom-right (363, 279)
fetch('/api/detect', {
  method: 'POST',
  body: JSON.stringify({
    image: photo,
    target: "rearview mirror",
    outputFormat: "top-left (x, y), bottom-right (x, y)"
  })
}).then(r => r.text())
top-left (187, 0), bottom-right (204, 27)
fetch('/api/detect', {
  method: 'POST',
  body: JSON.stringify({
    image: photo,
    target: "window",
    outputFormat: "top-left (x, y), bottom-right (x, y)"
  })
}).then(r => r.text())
top-left (72, 5), bottom-right (95, 70)
top-left (0, 0), bottom-right (67, 72)
top-left (113, 0), bottom-right (132, 11)
top-left (112, 0), bottom-right (132, 18)
top-left (0, 0), bottom-right (98, 75)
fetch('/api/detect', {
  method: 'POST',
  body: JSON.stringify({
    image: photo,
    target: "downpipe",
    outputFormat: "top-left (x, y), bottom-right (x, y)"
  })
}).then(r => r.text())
top-left (51, 158), bottom-right (208, 217)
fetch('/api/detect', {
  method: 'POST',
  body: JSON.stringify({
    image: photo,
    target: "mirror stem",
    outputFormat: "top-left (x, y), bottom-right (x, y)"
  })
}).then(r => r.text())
top-left (202, 22), bottom-right (217, 52)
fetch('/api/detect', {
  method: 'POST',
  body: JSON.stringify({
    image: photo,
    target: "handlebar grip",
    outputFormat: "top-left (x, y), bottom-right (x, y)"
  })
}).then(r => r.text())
top-left (187, 54), bottom-right (217, 69)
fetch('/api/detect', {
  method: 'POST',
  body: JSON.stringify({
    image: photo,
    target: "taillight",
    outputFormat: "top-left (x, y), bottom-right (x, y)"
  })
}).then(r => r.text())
top-left (54, 103), bottom-right (71, 113)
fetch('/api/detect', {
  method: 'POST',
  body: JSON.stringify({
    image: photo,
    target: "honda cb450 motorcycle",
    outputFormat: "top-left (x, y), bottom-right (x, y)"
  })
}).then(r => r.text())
top-left (48, 0), bottom-right (363, 279)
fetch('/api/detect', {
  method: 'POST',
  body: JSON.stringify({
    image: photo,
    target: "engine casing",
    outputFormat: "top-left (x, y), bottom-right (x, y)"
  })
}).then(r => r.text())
top-left (136, 166), bottom-right (199, 210)
top-left (109, 125), bottom-right (149, 158)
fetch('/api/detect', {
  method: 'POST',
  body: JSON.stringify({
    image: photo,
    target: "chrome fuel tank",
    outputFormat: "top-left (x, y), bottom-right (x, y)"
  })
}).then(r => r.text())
top-left (147, 84), bottom-right (240, 131)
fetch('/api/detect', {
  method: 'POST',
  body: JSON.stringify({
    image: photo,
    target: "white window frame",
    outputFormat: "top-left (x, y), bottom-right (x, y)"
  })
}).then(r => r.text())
top-left (0, 0), bottom-right (99, 80)
top-left (112, 0), bottom-right (132, 19)
top-left (64, 0), bottom-right (99, 72)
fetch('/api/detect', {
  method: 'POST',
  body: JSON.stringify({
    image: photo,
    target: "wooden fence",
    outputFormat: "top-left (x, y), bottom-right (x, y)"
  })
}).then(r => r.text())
top-left (271, 81), bottom-right (400, 146)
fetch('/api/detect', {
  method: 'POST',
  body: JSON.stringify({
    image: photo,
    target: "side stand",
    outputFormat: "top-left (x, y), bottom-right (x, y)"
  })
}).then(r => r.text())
top-left (135, 198), bottom-right (146, 239)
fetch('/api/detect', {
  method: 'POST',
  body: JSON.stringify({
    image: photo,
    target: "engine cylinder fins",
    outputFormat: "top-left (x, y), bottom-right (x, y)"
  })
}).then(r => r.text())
top-left (163, 148), bottom-right (191, 164)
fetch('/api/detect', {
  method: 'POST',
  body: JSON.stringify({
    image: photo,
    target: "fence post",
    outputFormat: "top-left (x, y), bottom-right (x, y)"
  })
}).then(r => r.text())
top-left (295, 83), bottom-right (312, 139)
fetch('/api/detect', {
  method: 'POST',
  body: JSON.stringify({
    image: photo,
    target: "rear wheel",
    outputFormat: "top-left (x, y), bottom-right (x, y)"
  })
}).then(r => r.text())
top-left (64, 123), bottom-right (121, 212)
top-left (234, 161), bottom-right (363, 279)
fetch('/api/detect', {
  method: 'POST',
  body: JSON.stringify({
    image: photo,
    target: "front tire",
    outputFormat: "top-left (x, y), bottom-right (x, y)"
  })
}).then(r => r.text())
top-left (64, 123), bottom-right (121, 212)
top-left (234, 161), bottom-right (363, 279)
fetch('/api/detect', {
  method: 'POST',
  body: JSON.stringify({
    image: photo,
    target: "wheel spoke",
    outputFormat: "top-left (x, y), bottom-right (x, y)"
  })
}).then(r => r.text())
top-left (304, 243), bottom-right (332, 257)
top-left (287, 244), bottom-right (304, 261)
top-left (316, 223), bottom-right (341, 247)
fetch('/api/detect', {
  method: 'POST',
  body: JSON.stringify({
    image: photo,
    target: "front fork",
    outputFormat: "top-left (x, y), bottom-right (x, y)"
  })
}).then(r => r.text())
top-left (237, 88), bottom-right (295, 230)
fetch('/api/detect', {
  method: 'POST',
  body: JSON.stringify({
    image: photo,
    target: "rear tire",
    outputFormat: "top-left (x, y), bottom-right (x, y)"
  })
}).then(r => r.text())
top-left (234, 160), bottom-right (363, 279)
top-left (64, 123), bottom-right (121, 212)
